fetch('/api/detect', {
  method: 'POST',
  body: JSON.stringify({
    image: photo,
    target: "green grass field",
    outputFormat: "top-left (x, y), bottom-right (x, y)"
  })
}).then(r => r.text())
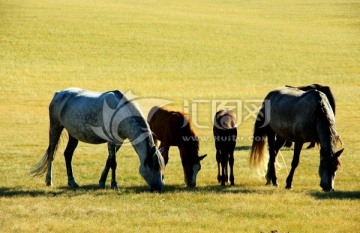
top-left (1, 0), bottom-right (359, 232)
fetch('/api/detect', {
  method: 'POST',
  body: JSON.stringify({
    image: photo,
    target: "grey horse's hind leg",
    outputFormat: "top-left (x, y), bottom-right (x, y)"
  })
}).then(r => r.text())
top-left (99, 142), bottom-right (121, 190)
top-left (64, 134), bottom-right (79, 189)
top-left (46, 125), bottom-right (64, 186)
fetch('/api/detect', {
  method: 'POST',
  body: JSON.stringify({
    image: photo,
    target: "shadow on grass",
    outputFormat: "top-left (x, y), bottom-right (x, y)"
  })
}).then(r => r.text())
top-left (234, 146), bottom-right (251, 151)
top-left (0, 183), bottom-right (258, 197)
top-left (0, 187), bottom-right (65, 197)
top-left (309, 190), bottom-right (360, 200)
top-left (2, 184), bottom-right (357, 198)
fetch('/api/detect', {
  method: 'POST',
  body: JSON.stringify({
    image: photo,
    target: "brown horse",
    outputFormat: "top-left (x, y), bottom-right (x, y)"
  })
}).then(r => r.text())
top-left (147, 106), bottom-right (207, 187)
top-left (213, 109), bottom-right (237, 186)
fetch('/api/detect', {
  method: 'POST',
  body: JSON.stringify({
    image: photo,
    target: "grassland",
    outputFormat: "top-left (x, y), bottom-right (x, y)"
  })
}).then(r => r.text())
top-left (0, 0), bottom-right (359, 232)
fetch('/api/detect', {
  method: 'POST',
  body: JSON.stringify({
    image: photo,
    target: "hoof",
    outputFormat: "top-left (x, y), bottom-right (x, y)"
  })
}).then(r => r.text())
top-left (285, 185), bottom-right (292, 190)
top-left (111, 181), bottom-right (119, 190)
top-left (99, 182), bottom-right (106, 189)
top-left (68, 181), bottom-right (79, 189)
top-left (265, 180), bottom-right (272, 186)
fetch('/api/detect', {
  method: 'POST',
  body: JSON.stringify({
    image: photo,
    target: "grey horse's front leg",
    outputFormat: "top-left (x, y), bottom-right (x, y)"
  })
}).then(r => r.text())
top-left (99, 142), bottom-right (121, 189)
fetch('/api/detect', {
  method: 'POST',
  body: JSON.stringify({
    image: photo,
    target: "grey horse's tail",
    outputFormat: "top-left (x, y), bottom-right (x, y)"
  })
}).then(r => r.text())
top-left (249, 106), bottom-right (268, 169)
top-left (30, 136), bottom-right (59, 177)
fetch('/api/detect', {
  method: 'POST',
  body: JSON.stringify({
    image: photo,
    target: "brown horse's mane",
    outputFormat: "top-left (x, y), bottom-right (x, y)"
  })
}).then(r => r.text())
top-left (176, 111), bottom-right (200, 154)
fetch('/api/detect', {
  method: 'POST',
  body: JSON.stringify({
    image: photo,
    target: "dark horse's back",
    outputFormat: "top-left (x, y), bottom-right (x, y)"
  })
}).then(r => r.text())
top-left (286, 84), bottom-right (336, 114)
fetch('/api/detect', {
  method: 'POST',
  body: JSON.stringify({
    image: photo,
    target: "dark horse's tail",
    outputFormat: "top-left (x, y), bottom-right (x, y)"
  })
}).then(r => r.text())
top-left (249, 104), bottom-right (268, 169)
top-left (30, 131), bottom-right (60, 176)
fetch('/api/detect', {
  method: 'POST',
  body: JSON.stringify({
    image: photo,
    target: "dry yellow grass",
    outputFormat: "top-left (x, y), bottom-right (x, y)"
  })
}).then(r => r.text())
top-left (0, 0), bottom-right (359, 232)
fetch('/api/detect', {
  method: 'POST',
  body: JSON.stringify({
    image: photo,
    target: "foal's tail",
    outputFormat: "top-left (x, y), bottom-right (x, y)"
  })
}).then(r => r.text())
top-left (249, 106), bottom-right (268, 169)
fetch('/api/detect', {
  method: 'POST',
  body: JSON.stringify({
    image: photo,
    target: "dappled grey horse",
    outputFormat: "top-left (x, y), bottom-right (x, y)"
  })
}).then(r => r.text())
top-left (250, 86), bottom-right (343, 191)
top-left (31, 88), bottom-right (165, 191)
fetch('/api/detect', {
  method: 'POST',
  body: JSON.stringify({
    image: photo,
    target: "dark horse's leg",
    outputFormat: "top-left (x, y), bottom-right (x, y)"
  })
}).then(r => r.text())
top-left (266, 132), bottom-right (285, 186)
top-left (99, 142), bottom-right (121, 189)
top-left (64, 134), bottom-right (79, 188)
top-left (285, 142), bottom-right (303, 189)
top-left (306, 142), bottom-right (315, 149)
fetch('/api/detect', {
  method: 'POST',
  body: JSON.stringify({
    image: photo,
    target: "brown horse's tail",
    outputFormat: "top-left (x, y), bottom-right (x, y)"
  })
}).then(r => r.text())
top-left (249, 106), bottom-right (268, 169)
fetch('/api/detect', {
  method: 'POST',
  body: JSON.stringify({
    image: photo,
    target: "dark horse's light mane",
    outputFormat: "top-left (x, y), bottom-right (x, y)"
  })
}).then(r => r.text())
top-left (316, 92), bottom-right (342, 150)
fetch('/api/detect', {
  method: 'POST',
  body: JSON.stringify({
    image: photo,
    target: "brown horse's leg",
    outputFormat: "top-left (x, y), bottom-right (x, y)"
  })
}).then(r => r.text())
top-left (285, 142), bottom-right (303, 189)
top-left (160, 142), bottom-right (170, 165)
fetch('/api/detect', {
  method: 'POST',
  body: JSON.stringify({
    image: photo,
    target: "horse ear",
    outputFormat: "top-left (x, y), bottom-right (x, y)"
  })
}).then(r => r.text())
top-left (198, 154), bottom-right (207, 161)
top-left (335, 148), bottom-right (344, 158)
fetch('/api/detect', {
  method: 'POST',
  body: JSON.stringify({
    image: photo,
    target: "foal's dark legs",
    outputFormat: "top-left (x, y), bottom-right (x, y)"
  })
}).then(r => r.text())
top-left (216, 150), bottom-right (221, 183)
top-left (99, 143), bottom-right (121, 189)
top-left (229, 152), bottom-right (235, 185)
top-left (220, 154), bottom-right (228, 186)
top-left (64, 134), bottom-right (79, 188)
top-left (285, 142), bottom-right (303, 189)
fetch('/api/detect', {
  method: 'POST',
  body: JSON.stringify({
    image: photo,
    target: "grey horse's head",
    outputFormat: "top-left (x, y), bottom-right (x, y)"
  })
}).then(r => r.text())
top-left (319, 148), bottom-right (343, 192)
top-left (139, 146), bottom-right (165, 192)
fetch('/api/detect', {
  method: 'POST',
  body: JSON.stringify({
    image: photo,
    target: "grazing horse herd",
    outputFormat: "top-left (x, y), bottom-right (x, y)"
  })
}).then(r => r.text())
top-left (32, 84), bottom-right (344, 192)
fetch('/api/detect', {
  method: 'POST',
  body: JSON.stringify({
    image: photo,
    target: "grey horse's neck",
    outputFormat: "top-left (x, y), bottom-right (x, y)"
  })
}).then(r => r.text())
top-left (132, 136), bottom-right (154, 164)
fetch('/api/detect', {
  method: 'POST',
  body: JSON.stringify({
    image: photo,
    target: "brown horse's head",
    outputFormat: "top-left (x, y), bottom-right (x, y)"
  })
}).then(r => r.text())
top-left (181, 152), bottom-right (207, 187)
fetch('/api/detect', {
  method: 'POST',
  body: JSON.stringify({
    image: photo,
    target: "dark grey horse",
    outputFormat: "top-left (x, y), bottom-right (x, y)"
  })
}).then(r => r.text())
top-left (250, 87), bottom-right (343, 191)
top-left (213, 109), bottom-right (237, 186)
top-left (283, 84), bottom-right (336, 149)
top-left (31, 88), bottom-right (165, 191)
